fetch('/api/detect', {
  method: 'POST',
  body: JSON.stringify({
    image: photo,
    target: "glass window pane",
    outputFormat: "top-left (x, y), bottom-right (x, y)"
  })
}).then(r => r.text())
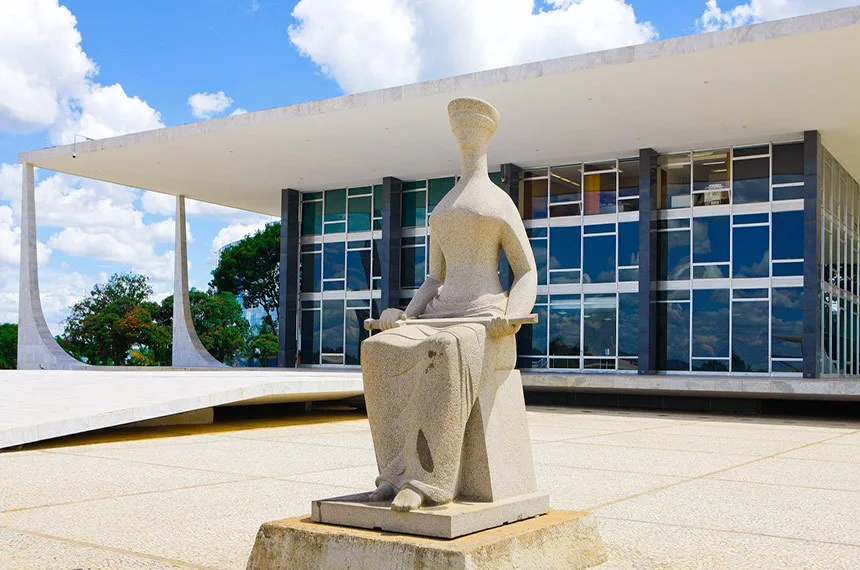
top-left (549, 296), bottom-right (580, 356)
top-left (302, 200), bottom-right (322, 236)
top-left (618, 293), bottom-right (638, 357)
top-left (693, 264), bottom-right (730, 279)
top-left (401, 191), bottom-right (427, 228)
top-left (321, 300), bottom-right (344, 355)
top-left (344, 307), bottom-right (370, 365)
top-left (618, 222), bottom-right (639, 267)
top-left (428, 177), bottom-right (455, 212)
top-left (346, 249), bottom-right (371, 291)
top-left (300, 310), bottom-right (320, 364)
top-left (518, 304), bottom-right (548, 356)
top-left (300, 252), bottom-right (321, 293)
top-left (521, 178), bottom-right (548, 219)
top-left (772, 210), bottom-right (804, 260)
top-left (734, 145), bottom-right (769, 158)
top-left (658, 230), bottom-right (691, 280)
top-left (550, 165), bottom-right (582, 204)
top-left (400, 246), bottom-right (426, 289)
top-left (583, 294), bottom-right (616, 357)
top-left (693, 149), bottom-right (731, 192)
top-left (772, 287), bottom-right (803, 360)
top-left (373, 185), bottom-right (384, 219)
top-left (693, 359), bottom-right (729, 372)
top-left (658, 302), bottom-right (690, 371)
top-left (733, 157), bottom-right (770, 204)
top-left (693, 216), bottom-right (730, 263)
top-left (324, 189), bottom-right (346, 223)
top-left (733, 225), bottom-right (769, 278)
top-left (347, 196), bottom-right (372, 232)
top-left (550, 203), bottom-right (581, 217)
top-left (584, 172), bottom-right (616, 215)
top-left (372, 239), bottom-right (382, 279)
top-left (618, 159), bottom-right (639, 199)
top-left (583, 235), bottom-right (616, 283)
top-left (531, 238), bottom-right (548, 285)
top-left (732, 300), bottom-right (769, 372)
top-left (773, 143), bottom-right (804, 186)
top-left (323, 242), bottom-right (345, 280)
top-left (658, 156), bottom-right (691, 209)
top-left (549, 225), bottom-right (581, 269)
top-left (692, 289), bottom-right (729, 358)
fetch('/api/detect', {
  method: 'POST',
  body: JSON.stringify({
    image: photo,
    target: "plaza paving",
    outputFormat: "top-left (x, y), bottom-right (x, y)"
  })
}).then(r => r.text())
top-left (1, 405), bottom-right (859, 569)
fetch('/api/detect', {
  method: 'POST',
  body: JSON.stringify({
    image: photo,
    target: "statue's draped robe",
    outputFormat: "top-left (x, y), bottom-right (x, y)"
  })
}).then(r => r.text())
top-left (361, 292), bottom-right (516, 503)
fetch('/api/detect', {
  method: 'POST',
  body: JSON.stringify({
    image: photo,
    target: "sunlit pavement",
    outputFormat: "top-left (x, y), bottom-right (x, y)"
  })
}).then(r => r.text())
top-left (2, 406), bottom-right (859, 569)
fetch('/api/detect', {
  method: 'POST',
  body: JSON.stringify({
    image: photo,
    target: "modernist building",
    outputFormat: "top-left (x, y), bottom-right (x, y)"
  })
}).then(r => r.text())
top-left (16, 7), bottom-right (860, 400)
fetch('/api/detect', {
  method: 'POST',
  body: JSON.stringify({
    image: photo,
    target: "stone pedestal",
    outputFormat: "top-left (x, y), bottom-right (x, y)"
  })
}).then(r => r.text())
top-left (247, 510), bottom-right (607, 570)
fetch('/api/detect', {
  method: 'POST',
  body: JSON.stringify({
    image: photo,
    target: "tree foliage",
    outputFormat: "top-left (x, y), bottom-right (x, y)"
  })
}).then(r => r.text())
top-left (210, 222), bottom-right (280, 328)
top-left (0, 323), bottom-right (17, 369)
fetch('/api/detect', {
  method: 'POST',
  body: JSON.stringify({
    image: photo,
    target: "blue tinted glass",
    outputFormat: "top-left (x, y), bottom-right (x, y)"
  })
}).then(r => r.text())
top-left (344, 307), bottom-right (370, 365)
top-left (734, 213), bottom-right (769, 225)
top-left (618, 222), bottom-right (639, 267)
top-left (401, 191), bottom-right (426, 228)
top-left (321, 300), bottom-right (344, 354)
top-left (693, 359), bottom-right (729, 372)
top-left (734, 288), bottom-right (768, 299)
top-left (733, 157), bottom-right (770, 204)
top-left (772, 143), bottom-right (804, 186)
top-left (692, 289), bottom-right (729, 357)
top-left (733, 225), bottom-right (769, 278)
top-left (619, 267), bottom-right (639, 281)
top-left (549, 225), bottom-right (581, 269)
top-left (323, 242), bottom-right (345, 280)
top-left (372, 240), bottom-right (382, 278)
top-left (428, 177), bottom-right (455, 212)
top-left (550, 270), bottom-right (580, 284)
top-left (373, 185), bottom-right (384, 219)
top-left (323, 280), bottom-right (345, 291)
top-left (300, 310), bottom-right (320, 364)
top-left (583, 235), bottom-right (616, 283)
top-left (531, 238), bottom-right (547, 285)
top-left (549, 299), bottom-right (580, 356)
top-left (347, 196), bottom-right (372, 232)
top-left (324, 189), bottom-right (346, 223)
top-left (302, 200), bottom-right (322, 236)
top-left (618, 293), bottom-right (638, 357)
top-left (772, 210), bottom-right (804, 260)
top-left (772, 262), bottom-right (803, 277)
top-left (693, 216), bottom-right (730, 263)
top-left (347, 249), bottom-right (371, 291)
top-left (324, 222), bottom-right (346, 234)
top-left (772, 287), bottom-right (803, 359)
top-left (659, 230), bottom-right (691, 280)
top-left (772, 360), bottom-right (802, 373)
top-left (400, 245), bottom-right (426, 289)
top-left (693, 264), bottom-right (730, 279)
top-left (523, 179), bottom-right (548, 219)
top-left (732, 300), bottom-right (769, 372)
top-left (300, 253), bottom-right (321, 293)
top-left (518, 305), bottom-right (548, 355)
top-left (583, 295), bottom-right (616, 357)
top-left (527, 227), bottom-right (548, 238)
top-left (583, 223), bottom-right (614, 234)
top-left (658, 302), bottom-right (690, 371)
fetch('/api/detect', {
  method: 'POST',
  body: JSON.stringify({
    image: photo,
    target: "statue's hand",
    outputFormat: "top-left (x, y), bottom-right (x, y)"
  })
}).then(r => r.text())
top-left (487, 316), bottom-right (521, 338)
top-left (379, 308), bottom-right (407, 330)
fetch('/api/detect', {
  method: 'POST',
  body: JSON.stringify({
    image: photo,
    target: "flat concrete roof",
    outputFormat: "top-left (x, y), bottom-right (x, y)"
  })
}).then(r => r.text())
top-left (19, 7), bottom-right (860, 217)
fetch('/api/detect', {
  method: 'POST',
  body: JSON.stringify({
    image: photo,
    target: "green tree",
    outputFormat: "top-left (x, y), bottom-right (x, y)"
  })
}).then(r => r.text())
top-left (0, 323), bottom-right (17, 369)
top-left (249, 332), bottom-right (279, 367)
top-left (62, 273), bottom-right (155, 365)
top-left (210, 223), bottom-right (280, 329)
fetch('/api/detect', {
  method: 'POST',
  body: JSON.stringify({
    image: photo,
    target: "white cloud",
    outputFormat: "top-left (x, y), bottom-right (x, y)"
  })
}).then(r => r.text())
top-left (697, 0), bottom-right (859, 32)
top-left (230, 107), bottom-right (248, 116)
top-left (0, 0), bottom-right (95, 133)
top-left (211, 220), bottom-right (272, 255)
top-left (188, 91), bottom-right (234, 119)
top-left (288, 0), bottom-right (657, 93)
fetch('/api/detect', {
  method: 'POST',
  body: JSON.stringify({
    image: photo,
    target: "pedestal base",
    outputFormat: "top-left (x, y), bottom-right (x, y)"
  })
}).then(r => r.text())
top-left (312, 491), bottom-right (549, 539)
top-left (246, 510), bottom-right (606, 570)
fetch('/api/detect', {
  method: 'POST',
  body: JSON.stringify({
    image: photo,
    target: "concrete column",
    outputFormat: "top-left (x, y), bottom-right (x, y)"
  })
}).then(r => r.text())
top-left (17, 163), bottom-right (87, 370)
top-left (379, 176), bottom-right (403, 312)
top-left (172, 195), bottom-right (225, 368)
top-left (803, 131), bottom-right (823, 378)
top-left (638, 149), bottom-right (659, 374)
top-left (278, 188), bottom-right (300, 367)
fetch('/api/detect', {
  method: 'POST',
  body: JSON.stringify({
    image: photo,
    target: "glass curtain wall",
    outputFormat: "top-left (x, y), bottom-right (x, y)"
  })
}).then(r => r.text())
top-left (655, 142), bottom-right (806, 375)
top-left (516, 158), bottom-right (641, 372)
top-left (820, 149), bottom-right (860, 377)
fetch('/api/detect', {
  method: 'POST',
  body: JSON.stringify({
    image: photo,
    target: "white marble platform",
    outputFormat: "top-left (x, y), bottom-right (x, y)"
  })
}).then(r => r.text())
top-left (0, 369), bottom-right (363, 449)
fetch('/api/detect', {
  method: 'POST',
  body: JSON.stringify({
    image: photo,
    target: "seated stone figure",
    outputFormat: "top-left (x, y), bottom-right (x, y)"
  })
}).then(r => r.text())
top-left (361, 97), bottom-right (538, 512)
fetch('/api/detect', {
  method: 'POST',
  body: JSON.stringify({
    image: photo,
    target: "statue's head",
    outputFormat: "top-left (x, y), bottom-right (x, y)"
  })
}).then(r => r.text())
top-left (448, 97), bottom-right (499, 152)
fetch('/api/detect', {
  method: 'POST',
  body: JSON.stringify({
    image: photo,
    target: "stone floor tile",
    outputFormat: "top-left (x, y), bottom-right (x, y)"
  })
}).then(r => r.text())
top-left (568, 430), bottom-right (807, 457)
top-left (779, 442), bottom-right (860, 464)
top-left (527, 424), bottom-right (615, 442)
top-left (829, 431), bottom-right (860, 446)
top-left (649, 421), bottom-right (852, 443)
top-left (264, 430), bottom-right (376, 450)
top-left (281, 463), bottom-right (379, 491)
top-left (710, 456), bottom-right (860, 491)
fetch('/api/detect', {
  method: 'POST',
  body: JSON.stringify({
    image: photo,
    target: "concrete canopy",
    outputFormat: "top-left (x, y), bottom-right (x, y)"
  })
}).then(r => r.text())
top-left (18, 7), bottom-right (860, 217)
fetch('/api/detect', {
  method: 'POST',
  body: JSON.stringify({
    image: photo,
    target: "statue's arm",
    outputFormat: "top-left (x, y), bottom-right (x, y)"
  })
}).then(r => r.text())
top-left (404, 235), bottom-right (445, 318)
top-left (500, 211), bottom-right (538, 318)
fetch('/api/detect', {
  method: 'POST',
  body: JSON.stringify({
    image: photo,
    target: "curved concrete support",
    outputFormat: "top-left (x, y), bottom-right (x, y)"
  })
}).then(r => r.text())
top-left (172, 195), bottom-right (226, 368)
top-left (17, 164), bottom-right (89, 370)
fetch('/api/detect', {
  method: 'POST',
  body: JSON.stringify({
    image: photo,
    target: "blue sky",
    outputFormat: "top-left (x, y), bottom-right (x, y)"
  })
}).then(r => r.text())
top-left (0, 0), bottom-right (853, 330)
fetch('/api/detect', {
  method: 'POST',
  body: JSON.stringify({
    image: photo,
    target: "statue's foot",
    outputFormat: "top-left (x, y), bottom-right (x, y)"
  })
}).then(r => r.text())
top-left (391, 488), bottom-right (423, 512)
top-left (368, 482), bottom-right (396, 502)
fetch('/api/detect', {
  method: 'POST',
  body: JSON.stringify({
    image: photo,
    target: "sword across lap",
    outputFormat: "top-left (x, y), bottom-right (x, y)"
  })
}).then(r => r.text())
top-left (363, 313), bottom-right (538, 331)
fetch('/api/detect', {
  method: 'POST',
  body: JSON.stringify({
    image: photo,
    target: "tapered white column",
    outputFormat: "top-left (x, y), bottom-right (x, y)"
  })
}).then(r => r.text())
top-left (17, 163), bottom-right (87, 369)
top-left (172, 195), bottom-right (225, 368)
